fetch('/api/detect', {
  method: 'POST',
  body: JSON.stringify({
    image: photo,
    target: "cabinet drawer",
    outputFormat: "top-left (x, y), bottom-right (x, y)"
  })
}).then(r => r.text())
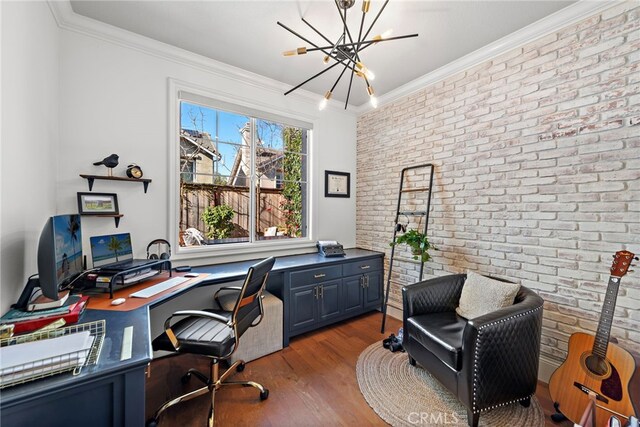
top-left (343, 258), bottom-right (382, 277)
top-left (289, 265), bottom-right (342, 288)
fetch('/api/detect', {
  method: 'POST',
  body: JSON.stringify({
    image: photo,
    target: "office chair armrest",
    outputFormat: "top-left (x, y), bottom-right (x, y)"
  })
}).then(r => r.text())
top-left (170, 310), bottom-right (230, 324)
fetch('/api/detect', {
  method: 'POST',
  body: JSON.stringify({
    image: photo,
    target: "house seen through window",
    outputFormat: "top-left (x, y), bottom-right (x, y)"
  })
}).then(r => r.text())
top-left (179, 101), bottom-right (309, 247)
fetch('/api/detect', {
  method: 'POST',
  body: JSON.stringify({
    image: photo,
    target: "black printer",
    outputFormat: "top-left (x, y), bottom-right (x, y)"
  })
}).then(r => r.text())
top-left (317, 241), bottom-right (346, 257)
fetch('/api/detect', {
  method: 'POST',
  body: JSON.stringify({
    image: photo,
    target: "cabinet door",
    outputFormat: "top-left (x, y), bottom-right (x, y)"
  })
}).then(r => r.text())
top-left (290, 284), bottom-right (318, 331)
top-left (364, 271), bottom-right (383, 309)
top-left (343, 275), bottom-right (363, 315)
top-left (318, 279), bottom-right (342, 322)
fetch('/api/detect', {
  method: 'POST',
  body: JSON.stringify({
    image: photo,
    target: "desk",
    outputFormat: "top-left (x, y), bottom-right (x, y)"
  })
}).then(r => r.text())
top-left (0, 249), bottom-right (383, 427)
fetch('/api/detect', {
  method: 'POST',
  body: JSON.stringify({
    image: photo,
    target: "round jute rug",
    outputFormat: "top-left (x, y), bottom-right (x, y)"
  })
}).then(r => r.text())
top-left (356, 343), bottom-right (545, 426)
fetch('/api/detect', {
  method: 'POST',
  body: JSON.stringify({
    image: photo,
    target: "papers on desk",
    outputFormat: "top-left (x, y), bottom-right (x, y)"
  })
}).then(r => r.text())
top-left (0, 330), bottom-right (94, 386)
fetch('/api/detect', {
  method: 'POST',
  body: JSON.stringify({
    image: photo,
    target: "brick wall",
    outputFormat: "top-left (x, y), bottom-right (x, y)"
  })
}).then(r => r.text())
top-left (356, 2), bottom-right (640, 364)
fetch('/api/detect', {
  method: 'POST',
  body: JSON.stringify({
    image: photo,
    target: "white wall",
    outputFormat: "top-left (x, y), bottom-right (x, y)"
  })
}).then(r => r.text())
top-left (0, 1), bottom-right (60, 314)
top-left (58, 23), bottom-right (357, 267)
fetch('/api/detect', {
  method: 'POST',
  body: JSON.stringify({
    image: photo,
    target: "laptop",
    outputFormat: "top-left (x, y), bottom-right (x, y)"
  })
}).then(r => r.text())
top-left (90, 232), bottom-right (156, 272)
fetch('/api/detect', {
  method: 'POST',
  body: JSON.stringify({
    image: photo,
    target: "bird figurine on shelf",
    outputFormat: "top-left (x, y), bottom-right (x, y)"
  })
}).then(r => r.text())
top-left (93, 153), bottom-right (119, 176)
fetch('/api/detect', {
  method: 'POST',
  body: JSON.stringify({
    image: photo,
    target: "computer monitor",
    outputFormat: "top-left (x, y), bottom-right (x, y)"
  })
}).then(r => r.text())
top-left (90, 232), bottom-right (133, 267)
top-left (37, 214), bottom-right (83, 300)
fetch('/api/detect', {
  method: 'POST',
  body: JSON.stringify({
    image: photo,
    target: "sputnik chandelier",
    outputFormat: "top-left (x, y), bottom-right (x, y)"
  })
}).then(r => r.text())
top-left (279, 0), bottom-right (418, 110)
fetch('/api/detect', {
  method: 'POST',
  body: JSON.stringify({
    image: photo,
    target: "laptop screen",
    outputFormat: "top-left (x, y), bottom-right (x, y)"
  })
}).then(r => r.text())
top-left (90, 233), bottom-right (134, 267)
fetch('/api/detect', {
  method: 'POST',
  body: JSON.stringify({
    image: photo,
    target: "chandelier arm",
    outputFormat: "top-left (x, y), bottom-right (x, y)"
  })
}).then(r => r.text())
top-left (330, 63), bottom-right (350, 93)
top-left (344, 69), bottom-right (356, 109)
top-left (361, 0), bottom-right (390, 42)
top-left (306, 34), bottom-right (419, 53)
top-left (301, 18), bottom-right (344, 61)
top-left (277, 21), bottom-right (320, 49)
top-left (333, 0), bottom-right (360, 62)
top-left (279, 21), bottom-right (360, 70)
top-left (301, 17), bottom-right (334, 46)
top-left (284, 59), bottom-right (345, 96)
top-left (355, 6), bottom-right (367, 52)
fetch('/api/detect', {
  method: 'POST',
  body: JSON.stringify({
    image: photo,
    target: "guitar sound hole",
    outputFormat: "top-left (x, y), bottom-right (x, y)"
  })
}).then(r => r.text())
top-left (585, 354), bottom-right (609, 376)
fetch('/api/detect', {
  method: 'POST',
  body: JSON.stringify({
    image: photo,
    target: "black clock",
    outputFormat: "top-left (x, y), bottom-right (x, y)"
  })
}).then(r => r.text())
top-left (126, 164), bottom-right (143, 179)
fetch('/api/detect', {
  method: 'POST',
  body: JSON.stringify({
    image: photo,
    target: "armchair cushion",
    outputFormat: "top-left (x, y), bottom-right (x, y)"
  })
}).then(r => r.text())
top-left (407, 312), bottom-right (467, 371)
top-left (456, 271), bottom-right (520, 319)
top-left (153, 308), bottom-right (235, 357)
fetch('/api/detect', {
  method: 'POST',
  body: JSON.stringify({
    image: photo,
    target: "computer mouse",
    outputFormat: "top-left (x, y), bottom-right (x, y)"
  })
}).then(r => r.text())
top-left (111, 298), bottom-right (126, 306)
top-left (184, 273), bottom-right (199, 278)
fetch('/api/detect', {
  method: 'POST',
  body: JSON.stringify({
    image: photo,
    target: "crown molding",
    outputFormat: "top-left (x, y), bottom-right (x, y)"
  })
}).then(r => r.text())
top-left (354, 0), bottom-right (620, 115)
top-left (47, 1), bottom-right (357, 115)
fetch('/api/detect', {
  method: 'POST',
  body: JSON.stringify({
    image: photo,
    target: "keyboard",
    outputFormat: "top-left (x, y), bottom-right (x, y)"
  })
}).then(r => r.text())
top-left (130, 277), bottom-right (190, 298)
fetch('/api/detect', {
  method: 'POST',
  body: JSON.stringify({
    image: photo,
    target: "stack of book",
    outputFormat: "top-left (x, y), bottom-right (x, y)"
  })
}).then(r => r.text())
top-left (0, 295), bottom-right (89, 334)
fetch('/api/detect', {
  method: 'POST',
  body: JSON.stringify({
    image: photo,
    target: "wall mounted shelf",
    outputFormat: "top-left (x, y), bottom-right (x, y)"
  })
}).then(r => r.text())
top-left (80, 214), bottom-right (124, 228)
top-left (80, 174), bottom-right (152, 193)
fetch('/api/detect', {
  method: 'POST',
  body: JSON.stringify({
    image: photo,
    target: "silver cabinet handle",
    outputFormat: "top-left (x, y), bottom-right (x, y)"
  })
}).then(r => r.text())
top-left (366, 275), bottom-right (370, 288)
top-left (360, 265), bottom-right (371, 270)
top-left (314, 286), bottom-right (319, 299)
top-left (314, 273), bottom-right (326, 279)
top-left (319, 285), bottom-right (324, 298)
top-left (360, 276), bottom-right (365, 288)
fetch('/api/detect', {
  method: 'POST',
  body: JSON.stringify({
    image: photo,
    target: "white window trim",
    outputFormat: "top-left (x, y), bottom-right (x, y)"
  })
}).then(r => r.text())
top-left (168, 78), bottom-right (318, 261)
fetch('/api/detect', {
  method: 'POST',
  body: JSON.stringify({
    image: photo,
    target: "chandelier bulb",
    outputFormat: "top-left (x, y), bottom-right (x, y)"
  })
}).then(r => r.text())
top-left (370, 94), bottom-right (378, 108)
top-left (319, 91), bottom-right (332, 110)
top-left (365, 69), bottom-right (375, 81)
top-left (373, 30), bottom-right (393, 43)
top-left (283, 47), bottom-right (307, 56)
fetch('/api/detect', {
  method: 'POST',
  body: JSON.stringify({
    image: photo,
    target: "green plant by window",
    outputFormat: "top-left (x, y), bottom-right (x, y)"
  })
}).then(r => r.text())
top-left (281, 127), bottom-right (302, 237)
top-left (390, 229), bottom-right (432, 263)
top-left (202, 204), bottom-right (235, 239)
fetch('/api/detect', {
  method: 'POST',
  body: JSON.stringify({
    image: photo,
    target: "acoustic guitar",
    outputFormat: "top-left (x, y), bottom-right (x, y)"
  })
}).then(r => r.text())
top-left (549, 250), bottom-right (639, 423)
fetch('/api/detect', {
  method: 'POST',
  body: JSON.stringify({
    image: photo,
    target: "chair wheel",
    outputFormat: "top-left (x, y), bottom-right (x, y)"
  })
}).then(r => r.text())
top-left (181, 372), bottom-right (191, 384)
top-left (236, 362), bottom-right (245, 372)
top-left (146, 419), bottom-right (158, 427)
top-left (260, 389), bottom-right (269, 400)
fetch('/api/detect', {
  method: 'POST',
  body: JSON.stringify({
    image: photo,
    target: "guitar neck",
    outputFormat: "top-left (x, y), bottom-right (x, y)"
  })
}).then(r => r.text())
top-left (592, 275), bottom-right (621, 359)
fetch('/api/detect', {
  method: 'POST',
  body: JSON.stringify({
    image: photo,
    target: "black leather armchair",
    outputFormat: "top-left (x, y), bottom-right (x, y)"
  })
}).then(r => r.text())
top-left (402, 274), bottom-right (543, 427)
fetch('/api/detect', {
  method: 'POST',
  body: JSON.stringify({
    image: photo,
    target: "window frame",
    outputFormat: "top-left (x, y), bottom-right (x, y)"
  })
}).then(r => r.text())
top-left (168, 79), bottom-right (317, 260)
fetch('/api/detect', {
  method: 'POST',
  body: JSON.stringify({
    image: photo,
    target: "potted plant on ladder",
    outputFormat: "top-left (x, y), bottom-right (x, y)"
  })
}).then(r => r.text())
top-left (390, 229), bottom-right (433, 263)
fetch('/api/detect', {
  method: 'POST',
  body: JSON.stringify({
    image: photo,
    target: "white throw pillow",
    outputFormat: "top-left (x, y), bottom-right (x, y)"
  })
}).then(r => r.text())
top-left (455, 271), bottom-right (520, 319)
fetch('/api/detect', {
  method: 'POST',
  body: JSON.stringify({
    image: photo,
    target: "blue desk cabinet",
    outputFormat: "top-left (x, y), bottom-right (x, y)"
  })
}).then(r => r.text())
top-left (0, 308), bottom-right (150, 427)
top-left (1, 248), bottom-right (384, 425)
top-left (284, 252), bottom-right (384, 345)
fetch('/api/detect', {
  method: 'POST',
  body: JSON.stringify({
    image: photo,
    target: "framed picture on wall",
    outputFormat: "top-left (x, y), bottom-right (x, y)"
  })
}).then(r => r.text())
top-left (324, 170), bottom-right (350, 198)
top-left (77, 192), bottom-right (119, 215)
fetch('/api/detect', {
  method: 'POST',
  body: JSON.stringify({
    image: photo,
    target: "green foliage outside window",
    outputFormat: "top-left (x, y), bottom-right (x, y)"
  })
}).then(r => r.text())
top-left (281, 128), bottom-right (303, 237)
top-left (202, 204), bottom-right (235, 239)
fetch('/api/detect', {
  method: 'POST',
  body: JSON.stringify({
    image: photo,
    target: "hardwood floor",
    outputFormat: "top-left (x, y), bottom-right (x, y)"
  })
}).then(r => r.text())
top-left (146, 312), bottom-right (569, 426)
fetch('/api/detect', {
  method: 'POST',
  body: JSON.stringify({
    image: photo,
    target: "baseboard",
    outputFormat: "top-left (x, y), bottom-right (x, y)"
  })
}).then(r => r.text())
top-left (386, 305), bottom-right (403, 323)
top-left (538, 355), bottom-right (560, 384)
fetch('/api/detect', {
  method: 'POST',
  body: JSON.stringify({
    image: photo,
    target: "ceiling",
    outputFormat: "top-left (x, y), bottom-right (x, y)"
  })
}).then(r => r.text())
top-left (70, 1), bottom-right (575, 107)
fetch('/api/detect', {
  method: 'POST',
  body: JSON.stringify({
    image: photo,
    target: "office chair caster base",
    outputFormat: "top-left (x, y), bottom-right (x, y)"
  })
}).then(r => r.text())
top-left (236, 362), bottom-right (245, 372)
top-left (260, 389), bottom-right (269, 400)
top-left (146, 419), bottom-right (158, 427)
top-left (182, 368), bottom-right (210, 385)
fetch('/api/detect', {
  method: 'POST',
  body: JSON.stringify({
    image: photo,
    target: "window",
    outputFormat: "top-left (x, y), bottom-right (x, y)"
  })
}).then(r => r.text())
top-left (177, 98), bottom-right (309, 248)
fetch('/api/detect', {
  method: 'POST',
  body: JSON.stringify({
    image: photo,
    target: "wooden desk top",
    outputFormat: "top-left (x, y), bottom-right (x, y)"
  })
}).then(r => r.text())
top-left (85, 272), bottom-right (211, 311)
